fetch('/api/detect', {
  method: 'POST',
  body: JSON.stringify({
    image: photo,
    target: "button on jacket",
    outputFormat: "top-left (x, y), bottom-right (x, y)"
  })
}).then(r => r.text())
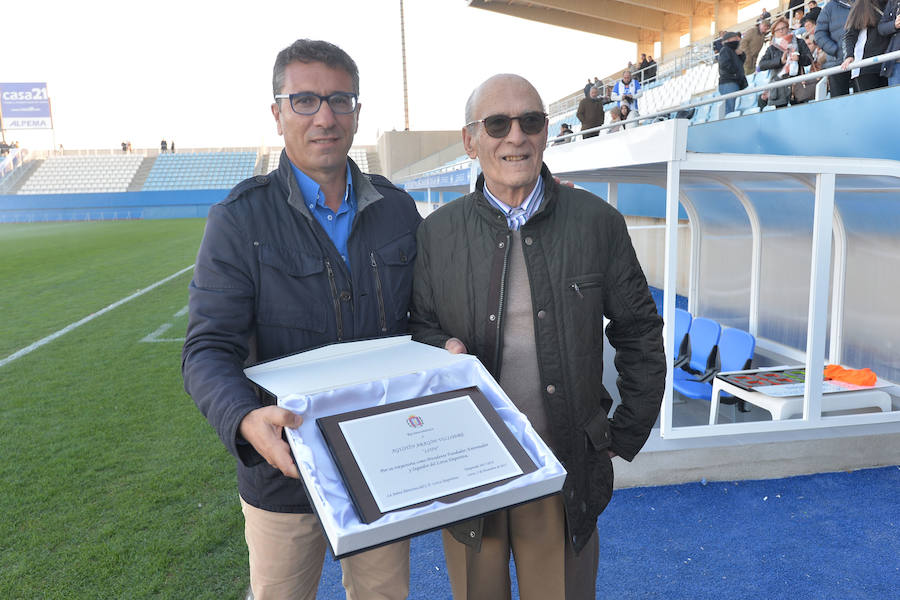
top-left (182, 151), bottom-right (421, 513)
top-left (409, 165), bottom-right (665, 552)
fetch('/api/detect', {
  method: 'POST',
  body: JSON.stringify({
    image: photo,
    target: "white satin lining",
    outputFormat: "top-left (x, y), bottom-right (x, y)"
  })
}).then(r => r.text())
top-left (279, 356), bottom-right (565, 539)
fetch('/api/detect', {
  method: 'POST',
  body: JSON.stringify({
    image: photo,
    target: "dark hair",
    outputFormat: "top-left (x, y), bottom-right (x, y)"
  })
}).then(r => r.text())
top-left (272, 39), bottom-right (360, 97)
top-left (845, 0), bottom-right (885, 31)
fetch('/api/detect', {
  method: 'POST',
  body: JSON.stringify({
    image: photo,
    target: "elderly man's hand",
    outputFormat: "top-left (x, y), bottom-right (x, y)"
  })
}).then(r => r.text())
top-left (444, 337), bottom-right (468, 354)
top-left (239, 406), bottom-right (303, 479)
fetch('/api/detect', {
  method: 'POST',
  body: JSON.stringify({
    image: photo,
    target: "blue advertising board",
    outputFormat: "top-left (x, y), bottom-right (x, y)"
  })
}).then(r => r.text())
top-left (0, 82), bottom-right (52, 129)
top-left (402, 168), bottom-right (471, 190)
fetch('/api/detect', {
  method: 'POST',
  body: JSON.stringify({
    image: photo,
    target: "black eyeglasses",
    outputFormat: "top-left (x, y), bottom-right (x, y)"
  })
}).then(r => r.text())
top-left (465, 111), bottom-right (547, 138)
top-left (274, 91), bottom-right (359, 115)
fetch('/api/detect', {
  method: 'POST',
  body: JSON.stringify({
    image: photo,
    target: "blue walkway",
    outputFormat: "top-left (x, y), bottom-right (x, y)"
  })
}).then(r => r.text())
top-left (317, 466), bottom-right (900, 598)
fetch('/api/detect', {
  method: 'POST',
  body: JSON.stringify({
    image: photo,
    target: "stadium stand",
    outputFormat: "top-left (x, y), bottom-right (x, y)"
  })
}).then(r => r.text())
top-left (261, 151), bottom-right (280, 174)
top-left (18, 155), bottom-right (143, 195)
top-left (257, 148), bottom-right (368, 175)
top-left (348, 148), bottom-right (369, 172)
top-left (142, 151), bottom-right (257, 190)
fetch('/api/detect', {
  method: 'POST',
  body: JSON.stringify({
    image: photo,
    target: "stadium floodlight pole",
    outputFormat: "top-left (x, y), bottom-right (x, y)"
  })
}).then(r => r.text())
top-left (400, 0), bottom-right (410, 131)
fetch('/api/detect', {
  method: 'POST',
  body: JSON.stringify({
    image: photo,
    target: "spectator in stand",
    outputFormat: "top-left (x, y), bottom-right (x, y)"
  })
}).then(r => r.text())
top-left (639, 53), bottom-right (650, 82)
top-left (879, 0), bottom-right (900, 87)
top-left (759, 17), bottom-right (813, 107)
top-left (761, 7), bottom-right (772, 20)
top-left (718, 31), bottom-right (749, 114)
top-left (815, 0), bottom-right (856, 97)
top-left (584, 78), bottom-right (594, 98)
top-left (620, 101), bottom-right (639, 129)
top-left (739, 18), bottom-right (771, 75)
top-left (160, 139), bottom-right (168, 154)
top-left (606, 106), bottom-right (623, 133)
top-left (646, 56), bottom-right (657, 81)
top-left (841, 0), bottom-right (891, 90)
top-left (713, 31), bottom-right (726, 56)
top-left (793, 10), bottom-right (806, 31)
top-left (611, 69), bottom-right (641, 110)
top-left (577, 86), bottom-right (606, 138)
top-left (803, 15), bottom-right (829, 70)
top-left (553, 122), bottom-right (575, 145)
top-left (170, 140), bottom-right (175, 154)
top-left (121, 141), bottom-right (128, 153)
top-left (593, 76), bottom-right (602, 89)
top-left (807, 1), bottom-right (822, 22)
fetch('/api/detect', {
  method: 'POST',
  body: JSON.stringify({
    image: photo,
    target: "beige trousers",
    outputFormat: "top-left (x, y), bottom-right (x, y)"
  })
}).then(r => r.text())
top-left (442, 494), bottom-right (599, 600)
top-left (241, 498), bottom-right (410, 600)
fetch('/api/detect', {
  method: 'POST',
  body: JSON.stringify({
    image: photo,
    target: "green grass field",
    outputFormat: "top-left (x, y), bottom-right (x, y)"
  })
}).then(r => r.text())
top-left (1, 220), bottom-right (250, 599)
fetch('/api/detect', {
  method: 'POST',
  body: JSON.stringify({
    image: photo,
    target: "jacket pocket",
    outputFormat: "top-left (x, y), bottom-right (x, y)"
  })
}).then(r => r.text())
top-left (584, 410), bottom-right (612, 452)
top-left (563, 273), bottom-right (605, 348)
top-left (372, 232), bottom-right (417, 321)
top-left (257, 245), bottom-right (328, 332)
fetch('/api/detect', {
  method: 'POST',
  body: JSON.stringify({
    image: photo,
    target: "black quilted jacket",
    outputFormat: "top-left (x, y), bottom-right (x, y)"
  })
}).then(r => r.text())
top-left (409, 165), bottom-right (665, 553)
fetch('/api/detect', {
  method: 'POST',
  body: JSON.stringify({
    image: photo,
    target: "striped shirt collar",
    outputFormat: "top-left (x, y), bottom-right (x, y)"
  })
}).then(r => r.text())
top-left (483, 177), bottom-right (544, 231)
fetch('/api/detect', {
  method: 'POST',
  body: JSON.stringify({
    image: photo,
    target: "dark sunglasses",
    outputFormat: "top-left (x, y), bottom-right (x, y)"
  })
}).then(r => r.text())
top-left (466, 111), bottom-right (547, 138)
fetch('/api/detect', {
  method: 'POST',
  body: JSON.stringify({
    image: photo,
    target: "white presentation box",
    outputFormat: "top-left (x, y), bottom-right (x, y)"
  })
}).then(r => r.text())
top-left (244, 335), bottom-right (567, 558)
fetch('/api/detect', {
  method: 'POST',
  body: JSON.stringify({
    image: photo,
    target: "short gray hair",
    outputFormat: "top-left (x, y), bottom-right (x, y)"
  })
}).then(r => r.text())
top-left (272, 39), bottom-right (359, 97)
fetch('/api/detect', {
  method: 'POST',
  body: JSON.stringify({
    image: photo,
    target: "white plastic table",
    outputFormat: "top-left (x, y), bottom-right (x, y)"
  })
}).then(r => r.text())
top-left (709, 366), bottom-right (893, 424)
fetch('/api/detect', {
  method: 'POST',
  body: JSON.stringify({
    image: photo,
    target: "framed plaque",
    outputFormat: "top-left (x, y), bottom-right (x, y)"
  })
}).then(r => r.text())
top-left (317, 386), bottom-right (537, 524)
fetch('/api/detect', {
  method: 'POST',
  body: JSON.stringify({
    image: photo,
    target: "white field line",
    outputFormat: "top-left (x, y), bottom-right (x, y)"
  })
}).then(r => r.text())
top-left (0, 265), bottom-right (194, 369)
top-left (141, 305), bottom-right (189, 343)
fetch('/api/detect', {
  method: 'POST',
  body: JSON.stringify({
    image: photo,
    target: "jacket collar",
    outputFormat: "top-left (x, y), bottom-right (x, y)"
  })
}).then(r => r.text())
top-left (276, 149), bottom-right (383, 219)
top-left (474, 163), bottom-right (557, 226)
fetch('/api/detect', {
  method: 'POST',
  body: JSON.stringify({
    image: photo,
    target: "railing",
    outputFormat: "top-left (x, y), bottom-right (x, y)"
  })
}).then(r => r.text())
top-left (550, 50), bottom-right (900, 142)
top-left (28, 146), bottom-right (265, 159)
top-left (549, 4), bottom-right (801, 121)
top-left (0, 148), bottom-right (28, 180)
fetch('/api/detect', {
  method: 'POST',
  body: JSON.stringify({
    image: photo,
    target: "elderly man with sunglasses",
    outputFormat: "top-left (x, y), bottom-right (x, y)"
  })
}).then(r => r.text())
top-left (409, 74), bottom-right (665, 599)
top-left (183, 39), bottom-right (421, 600)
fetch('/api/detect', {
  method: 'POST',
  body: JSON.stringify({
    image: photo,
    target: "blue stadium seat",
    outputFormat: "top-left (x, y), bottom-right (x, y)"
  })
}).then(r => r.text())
top-left (691, 100), bottom-right (713, 124)
top-left (673, 327), bottom-right (756, 415)
top-left (142, 152), bottom-right (257, 191)
top-left (673, 308), bottom-right (692, 368)
top-left (736, 91), bottom-right (759, 112)
top-left (674, 317), bottom-right (721, 382)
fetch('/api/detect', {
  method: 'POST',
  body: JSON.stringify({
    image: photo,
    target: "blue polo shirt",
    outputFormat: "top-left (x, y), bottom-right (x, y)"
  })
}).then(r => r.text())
top-left (290, 161), bottom-right (357, 268)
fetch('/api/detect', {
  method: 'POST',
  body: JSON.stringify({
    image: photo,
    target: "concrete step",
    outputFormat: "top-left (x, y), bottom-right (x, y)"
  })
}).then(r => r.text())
top-left (127, 156), bottom-right (156, 192)
top-left (0, 159), bottom-right (43, 194)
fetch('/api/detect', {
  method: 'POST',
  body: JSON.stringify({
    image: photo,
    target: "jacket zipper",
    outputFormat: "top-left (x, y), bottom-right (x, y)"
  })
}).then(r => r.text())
top-left (324, 258), bottom-right (344, 340)
top-left (370, 252), bottom-right (388, 332)
top-left (493, 233), bottom-right (511, 374)
top-left (570, 280), bottom-right (601, 299)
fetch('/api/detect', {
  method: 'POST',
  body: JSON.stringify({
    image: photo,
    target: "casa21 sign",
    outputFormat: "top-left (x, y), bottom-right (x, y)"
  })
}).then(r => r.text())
top-left (0, 83), bottom-right (52, 129)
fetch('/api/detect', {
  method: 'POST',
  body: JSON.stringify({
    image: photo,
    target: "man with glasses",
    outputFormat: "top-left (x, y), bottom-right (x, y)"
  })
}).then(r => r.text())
top-left (409, 74), bottom-right (665, 598)
top-left (183, 39), bottom-right (421, 600)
